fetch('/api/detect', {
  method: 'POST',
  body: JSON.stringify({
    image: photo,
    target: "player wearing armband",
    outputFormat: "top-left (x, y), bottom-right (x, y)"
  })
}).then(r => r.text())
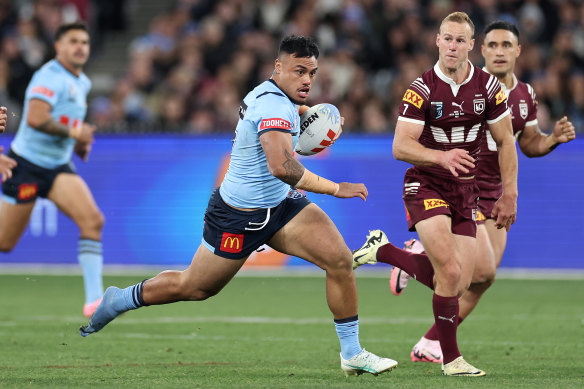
top-left (0, 23), bottom-right (104, 318)
top-left (80, 35), bottom-right (398, 377)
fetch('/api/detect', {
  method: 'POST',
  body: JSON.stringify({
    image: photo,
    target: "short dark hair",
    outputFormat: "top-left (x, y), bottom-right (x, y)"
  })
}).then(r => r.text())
top-left (484, 20), bottom-right (520, 43)
top-left (55, 22), bottom-right (89, 41)
top-left (278, 35), bottom-right (319, 59)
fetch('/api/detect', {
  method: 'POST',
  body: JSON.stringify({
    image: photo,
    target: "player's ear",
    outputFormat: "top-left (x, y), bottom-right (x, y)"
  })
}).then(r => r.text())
top-left (516, 44), bottom-right (521, 57)
top-left (436, 33), bottom-right (440, 47)
top-left (469, 38), bottom-right (475, 51)
top-left (275, 59), bottom-right (282, 74)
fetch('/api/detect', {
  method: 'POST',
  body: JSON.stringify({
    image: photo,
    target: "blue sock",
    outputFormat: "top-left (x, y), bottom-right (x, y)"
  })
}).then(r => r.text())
top-left (78, 239), bottom-right (104, 303)
top-left (114, 280), bottom-right (149, 311)
top-left (334, 315), bottom-right (362, 360)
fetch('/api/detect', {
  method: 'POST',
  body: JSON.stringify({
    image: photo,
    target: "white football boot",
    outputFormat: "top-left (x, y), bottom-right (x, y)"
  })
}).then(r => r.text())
top-left (352, 230), bottom-right (389, 269)
top-left (340, 349), bottom-right (398, 376)
top-left (442, 356), bottom-right (486, 376)
top-left (411, 336), bottom-right (443, 363)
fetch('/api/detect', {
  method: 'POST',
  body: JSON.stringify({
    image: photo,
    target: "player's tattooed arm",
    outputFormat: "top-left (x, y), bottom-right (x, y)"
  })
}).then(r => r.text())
top-left (36, 118), bottom-right (72, 137)
top-left (281, 149), bottom-right (305, 186)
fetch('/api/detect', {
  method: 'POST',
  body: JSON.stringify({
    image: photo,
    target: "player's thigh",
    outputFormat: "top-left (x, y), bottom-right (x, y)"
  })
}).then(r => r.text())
top-left (47, 173), bottom-right (102, 225)
top-left (0, 199), bottom-right (36, 248)
top-left (267, 203), bottom-right (350, 270)
top-left (182, 244), bottom-right (249, 294)
top-left (484, 219), bottom-right (507, 268)
top-left (414, 215), bottom-right (458, 268)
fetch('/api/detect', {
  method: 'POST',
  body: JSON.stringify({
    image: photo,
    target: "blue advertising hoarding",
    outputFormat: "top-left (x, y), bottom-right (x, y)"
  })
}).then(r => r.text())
top-left (1, 135), bottom-right (582, 270)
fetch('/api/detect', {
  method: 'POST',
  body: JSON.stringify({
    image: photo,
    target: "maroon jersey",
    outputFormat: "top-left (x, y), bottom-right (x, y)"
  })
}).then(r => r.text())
top-left (398, 62), bottom-right (510, 180)
top-left (477, 75), bottom-right (538, 182)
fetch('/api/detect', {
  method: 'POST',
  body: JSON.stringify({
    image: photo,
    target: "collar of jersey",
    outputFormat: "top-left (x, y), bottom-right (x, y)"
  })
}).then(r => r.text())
top-left (434, 60), bottom-right (475, 87)
top-left (267, 79), bottom-right (297, 105)
top-left (52, 59), bottom-right (83, 79)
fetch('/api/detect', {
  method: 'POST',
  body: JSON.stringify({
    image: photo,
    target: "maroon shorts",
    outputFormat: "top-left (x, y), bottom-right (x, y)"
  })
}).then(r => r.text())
top-left (402, 168), bottom-right (478, 237)
top-left (476, 177), bottom-right (502, 225)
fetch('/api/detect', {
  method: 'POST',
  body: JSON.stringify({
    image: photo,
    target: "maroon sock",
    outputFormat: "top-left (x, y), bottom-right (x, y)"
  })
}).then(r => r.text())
top-left (424, 316), bottom-right (464, 341)
top-left (376, 242), bottom-right (435, 289)
top-left (432, 294), bottom-right (461, 364)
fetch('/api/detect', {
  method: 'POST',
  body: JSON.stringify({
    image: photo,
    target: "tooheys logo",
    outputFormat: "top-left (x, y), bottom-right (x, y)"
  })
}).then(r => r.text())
top-left (260, 118), bottom-right (291, 130)
top-left (31, 86), bottom-right (54, 98)
top-left (424, 199), bottom-right (448, 210)
top-left (220, 232), bottom-right (244, 253)
top-left (18, 183), bottom-right (38, 201)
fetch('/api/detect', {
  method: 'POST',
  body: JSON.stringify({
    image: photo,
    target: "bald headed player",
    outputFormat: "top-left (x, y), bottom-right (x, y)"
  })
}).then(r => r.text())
top-left (387, 20), bottom-right (576, 365)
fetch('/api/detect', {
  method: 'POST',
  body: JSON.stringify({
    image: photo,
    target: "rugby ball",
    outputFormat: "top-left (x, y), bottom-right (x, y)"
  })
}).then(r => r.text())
top-left (296, 103), bottom-right (341, 156)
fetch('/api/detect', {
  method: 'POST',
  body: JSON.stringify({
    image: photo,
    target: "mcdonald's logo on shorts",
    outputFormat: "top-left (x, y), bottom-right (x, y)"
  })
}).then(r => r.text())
top-left (423, 199), bottom-right (448, 210)
top-left (18, 183), bottom-right (38, 201)
top-left (220, 232), bottom-right (244, 253)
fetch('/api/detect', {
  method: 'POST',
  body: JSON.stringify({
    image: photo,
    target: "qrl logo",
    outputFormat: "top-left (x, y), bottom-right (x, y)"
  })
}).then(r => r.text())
top-left (220, 232), bottom-right (244, 253)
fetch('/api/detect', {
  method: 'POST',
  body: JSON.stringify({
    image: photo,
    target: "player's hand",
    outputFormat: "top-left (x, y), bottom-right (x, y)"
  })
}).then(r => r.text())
top-left (0, 106), bottom-right (7, 133)
top-left (74, 141), bottom-right (92, 162)
top-left (491, 193), bottom-right (517, 231)
top-left (552, 116), bottom-right (576, 144)
top-left (0, 146), bottom-right (17, 182)
top-left (73, 122), bottom-right (97, 144)
top-left (334, 182), bottom-right (368, 201)
top-left (438, 148), bottom-right (475, 177)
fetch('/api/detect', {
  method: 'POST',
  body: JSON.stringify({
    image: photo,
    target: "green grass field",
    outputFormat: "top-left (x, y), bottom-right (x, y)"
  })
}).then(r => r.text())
top-left (0, 273), bottom-right (582, 388)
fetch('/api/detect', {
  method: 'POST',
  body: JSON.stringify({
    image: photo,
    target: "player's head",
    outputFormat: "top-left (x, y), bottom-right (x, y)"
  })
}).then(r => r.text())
top-left (436, 12), bottom-right (475, 72)
top-left (54, 22), bottom-right (90, 71)
top-left (272, 35), bottom-right (319, 105)
top-left (482, 21), bottom-right (521, 79)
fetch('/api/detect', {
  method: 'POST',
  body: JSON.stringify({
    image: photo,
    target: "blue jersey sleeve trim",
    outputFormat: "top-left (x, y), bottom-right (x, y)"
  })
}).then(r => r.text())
top-left (258, 128), bottom-right (292, 136)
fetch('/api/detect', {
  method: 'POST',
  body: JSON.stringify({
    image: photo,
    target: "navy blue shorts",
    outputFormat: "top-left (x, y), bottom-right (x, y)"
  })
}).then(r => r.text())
top-left (202, 188), bottom-right (311, 259)
top-left (1, 149), bottom-right (76, 204)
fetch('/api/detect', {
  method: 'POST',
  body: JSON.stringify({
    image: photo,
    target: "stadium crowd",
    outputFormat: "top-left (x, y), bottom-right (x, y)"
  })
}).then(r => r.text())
top-left (0, 0), bottom-right (583, 134)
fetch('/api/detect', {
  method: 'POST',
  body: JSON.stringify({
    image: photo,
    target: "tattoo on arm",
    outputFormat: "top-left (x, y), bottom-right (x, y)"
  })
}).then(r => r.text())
top-left (281, 149), bottom-right (305, 186)
top-left (37, 119), bottom-right (70, 137)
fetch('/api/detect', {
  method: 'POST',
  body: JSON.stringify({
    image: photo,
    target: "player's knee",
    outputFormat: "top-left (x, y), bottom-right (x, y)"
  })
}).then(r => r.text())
top-left (472, 266), bottom-right (496, 285)
top-left (321, 246), bottom-right (353, 273)
top-left (83, 209), bottom-right (105, 232)
top-left (0, 242), bottom-right (15, 253)
top-left (438, 260), bottom-right (462, 287)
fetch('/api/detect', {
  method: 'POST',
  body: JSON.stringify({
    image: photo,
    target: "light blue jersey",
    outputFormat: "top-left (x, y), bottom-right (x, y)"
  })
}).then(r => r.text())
top-left (11, 59), bottom-right (91, 169)
top-left (220, 79), bottom-right (300, 208)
